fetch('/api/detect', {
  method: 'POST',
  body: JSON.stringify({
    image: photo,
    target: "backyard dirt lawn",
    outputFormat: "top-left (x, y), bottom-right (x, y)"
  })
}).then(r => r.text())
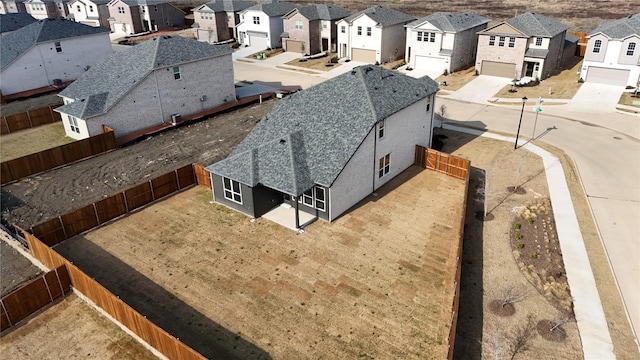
top-left (54, 167), bottom-right (466, 360)
top-left (0, 122), bottom-right (74, 162)
top-left (0, 295), bottom-right (158, 359)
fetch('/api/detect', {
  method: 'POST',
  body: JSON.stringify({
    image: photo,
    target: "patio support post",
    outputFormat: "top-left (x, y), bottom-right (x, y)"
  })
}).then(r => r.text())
top-left (294, 196), bottom-right (300, 229)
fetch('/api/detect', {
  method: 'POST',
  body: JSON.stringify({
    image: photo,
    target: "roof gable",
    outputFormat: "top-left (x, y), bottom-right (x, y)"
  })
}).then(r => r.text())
top-left (286, 4), bottom-right (350, 21)
top-left (588, 13), bottom-right (640, 40)
top-left (343, 5), bottom-right (415, 27)
top-left (407, 12), bottom-right (490, 32)
top-left (480, 22), bottom-right (526, 36)
top-left (207, 65), bottom-right (439, 195)
top-left (195, 0), bottom-right (253, 13)
top-left (504, 12), bottom-right (568, 37)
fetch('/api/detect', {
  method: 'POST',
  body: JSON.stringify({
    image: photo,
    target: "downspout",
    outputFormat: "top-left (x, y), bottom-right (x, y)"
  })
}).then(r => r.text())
top-left (153, 71), bottom-right (165, 122)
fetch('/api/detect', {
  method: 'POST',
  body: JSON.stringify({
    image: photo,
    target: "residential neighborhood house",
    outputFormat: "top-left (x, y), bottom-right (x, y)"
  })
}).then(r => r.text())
top-left (192, 0), bottom-right (253, 44)
top-left (579, 13), bottom-right (640, 87)
top-left (0, 18), bottom-right (111, 96)
top-left (405, 12), bottom-right (489, 75)
top-left (336, 5), bottom-right (415, 64)
top-left (68, 0), bottom-right (110, 28)
top-left (206, 65), bottom-right (439, 229)
top-left (55, 35), bottom-right (236, 140)
top-left (281, 4), bottom-right (350, 55)
top-left (0, 12), bottom-right (37, 33)
top-left (0, 0), bottom-right (27, 13)
top-left (24, 0), bottom-right (69, 19)
top-left (236, 0), bottom-right (296, 49)
top-left (475, 12), bottom-right (572, 80)
top-left (107, 0), bottom-right (185, 36)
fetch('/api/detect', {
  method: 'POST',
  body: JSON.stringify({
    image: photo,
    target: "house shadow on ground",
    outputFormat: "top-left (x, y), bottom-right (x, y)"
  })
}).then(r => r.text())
top-left (53, 237), bottom-right (271, 360)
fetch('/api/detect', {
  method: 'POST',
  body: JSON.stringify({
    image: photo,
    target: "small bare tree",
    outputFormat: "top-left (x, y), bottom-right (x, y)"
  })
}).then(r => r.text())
top-left (486, 330), bottom-right (507, 360)
top-left (498, 286), bottom-right (528, 308)
top-left (508, 316), bottom-right (537, 360)
top-left (438, 104), bottom-right (447, 128)
top-left (549, 312), bottom-right (575, 332)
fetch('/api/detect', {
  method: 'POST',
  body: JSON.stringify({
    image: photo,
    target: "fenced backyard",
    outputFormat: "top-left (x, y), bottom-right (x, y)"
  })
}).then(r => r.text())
top-left (1, 105), bottom-right (62, 135)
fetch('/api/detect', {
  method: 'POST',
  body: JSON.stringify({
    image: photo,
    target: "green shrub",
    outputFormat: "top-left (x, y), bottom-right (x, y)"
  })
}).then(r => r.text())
top-left (530, 252), bottom-right (538, 259)
top-left (517, 242), bottom-right (524, 249)
top-left (514, 223), bottom-right (521, 230)
top-left (515, 232), bottom-right (523, 240)
top-left (527, 217), bottom-right (535, 224)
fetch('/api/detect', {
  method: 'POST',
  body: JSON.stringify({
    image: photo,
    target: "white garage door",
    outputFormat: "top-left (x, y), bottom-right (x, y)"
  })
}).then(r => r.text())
top-left (352, 48), bottom-right (376, 63)
top-left (586, 67), bottom-right (630, 86)
top-left (415, 56), bottom-right (447, 73)
top-left (247, 31), bottom-right (269, 50)
top-left (481, 61), bottom-right (516, 78)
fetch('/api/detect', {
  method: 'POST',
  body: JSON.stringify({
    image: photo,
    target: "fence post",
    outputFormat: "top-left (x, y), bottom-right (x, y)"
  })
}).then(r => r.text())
top-left (93, 203), bottom-right (100, 226)
top-left (42, 275), bottom-right (55, 302)
top-left (123, 191), bottom-right (129, 213)
top-left (1, 300), bottom-right (12, 327)
top-left (174, 169), bottom-right (180, 189)
top-left (54, 267), bottom-right (66, 299)
top-left (59, 216), bottom-right (68, 241)
top-left (2, 117), bottom-right (9, 134)
top-left (26, 110), bottom-right (33, 128)
top-left (149, 180), bottom-right (155, 200)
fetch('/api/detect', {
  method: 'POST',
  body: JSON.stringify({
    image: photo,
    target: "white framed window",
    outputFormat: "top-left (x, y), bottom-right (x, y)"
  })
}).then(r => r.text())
top-left (426, 96), bottom-right (431, 112)
top-left (322, 20), bottom-right (328, 29)
top-left (357, 26), bottom-right (362, 35)
top-left (295, 20), bottom-right (302, 30)
top-left (55, 42), bottom-right (62, 53)
top-left (489, 35), bottom-right (495, 46)
top-left (627, 42), bottom-right (636, 56)
top-left (508, 37), bottom-right (515, 48)
top-left (378, 154), bottom-right (390, 178)
top-left (378, 120), bottom-right (384, 138)
top-left (302, 189), bottom-right (313, 206)
top-left (429, 32), bottom-right (435, 42)
top-left (593, 39), bottom-right (601, 53)
top-left (69, 116), bottom-right (80, 133)
top-left (76, 5), bottom-right (80, 11)
top-left (298, 186), bottom-right (326, 211)
top-left (253, 16), bottom-right (259, 25)
top-left (315, 187), bottom-right (325, 211)
top-left (223, 178), bottom-right (242, 204)
top-left (141, 6), bottom-right (146, 13)
top-left (498, 36), bottom-right (505, 47)
top-left (340, 25), bottom-right (345, 33)
top-left (535, 37), bottom-right (543, 46)
top-left (173, 66), bottom-right (181, 80)
top-left (118, 6), bottom-right (125, 13)
top-left (153, 5), bottom-right (157, 11)
top-left (417, 31), bottom-right (423, 41)
top-left (366, 27), bottom-right (371, 36)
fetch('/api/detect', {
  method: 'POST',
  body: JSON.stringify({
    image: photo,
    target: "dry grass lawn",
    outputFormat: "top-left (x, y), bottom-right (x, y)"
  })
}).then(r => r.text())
top-left (0, 122), bottom-right (74, 162)
top-left (494, 57), bottom-right (584, 100)
top-left (247, 48), bottom-right (284, 60)
top-left (55, 167), bottom-right (466, 359)
top-left (435, 66), bottom-right (478, 91)
top-left (0, 295), bottom-right (157, 359)
top-left (285, 53), bottom-right (341, 72)
top-left (619, 92), bottom-right (640, 108)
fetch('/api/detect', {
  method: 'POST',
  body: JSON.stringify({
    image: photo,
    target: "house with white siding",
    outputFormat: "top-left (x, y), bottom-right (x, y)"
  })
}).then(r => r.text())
top-left (336, 5), bottom-right (415, 64)
top-left (192, 0), bottom-right (253, 43)
top-left (236, 0), bottom-right (296, 49)
top-left (205, 65), bottom-right (439, 229)
top-left (55, 35), bottom-right (236, 140)
top-left (405, 12), bottom-right (489, 75)
top-left (24, 0), bottom-right (62, 19)
top-left (579, 13), bottom-right (640, 87)
top-left (0, 18), bottom-right (111, 96)
top-left (107, 0), bottom-right (184, 36)
top-left (68, 0), bottom-right (110, 28)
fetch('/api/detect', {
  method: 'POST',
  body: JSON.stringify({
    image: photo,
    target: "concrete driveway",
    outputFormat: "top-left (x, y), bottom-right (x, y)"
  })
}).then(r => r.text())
top-left (446, 75), bottom-right (512, 103)
top-left (567, 82), bottom-right (625, 112)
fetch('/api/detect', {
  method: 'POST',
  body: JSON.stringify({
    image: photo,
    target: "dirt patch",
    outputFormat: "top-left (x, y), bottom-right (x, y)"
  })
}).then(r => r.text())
top-left (494, 58), bottom-right (584, 99)
top-left (619, 92), bottom-right (640, 107)
top-left (537, 319), bottom-right (568, 342)
top-left (435, 66), bottom-right (477, 91)
top-left (0, 295), bottom-right (158, 359)
top-left (488, 300), bottom-right (516, 317)
top-left (0, 93), bottom-right (63, 116)
top-left (0, 122), bottom-right (75, 162)
top-left (0, 238), bottom-right (42, 297)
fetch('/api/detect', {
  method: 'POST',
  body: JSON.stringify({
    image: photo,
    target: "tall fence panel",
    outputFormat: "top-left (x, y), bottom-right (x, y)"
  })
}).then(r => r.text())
top-left (60, 204), bottom-right (100, 239)
top-left (124, 182), bottom-right (154, 212)
top-left (151, 172), bottom-right (179, 200)
top-left (95, 193), bottom-right (128, 225)
top-left (193, 163), bottom-right (212, 189)
top-left (176, 164), bottom-right (196, 189)
top-left (1, 105), bottom-right (62, 135)
top-left (414, 146), bottom-right (470, 181)
top-left (30, 217), bottom-right (66, 247)
top-left (568, 31), bottom-right (588, 57)
top-left (0, 265), bottom-right (71, 332)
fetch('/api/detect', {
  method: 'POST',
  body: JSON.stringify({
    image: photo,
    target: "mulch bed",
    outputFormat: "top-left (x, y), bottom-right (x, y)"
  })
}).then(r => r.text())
top-left (536, 320), bottom-right (567, 342)
top-left (488, 300), bottom-right (516, 317)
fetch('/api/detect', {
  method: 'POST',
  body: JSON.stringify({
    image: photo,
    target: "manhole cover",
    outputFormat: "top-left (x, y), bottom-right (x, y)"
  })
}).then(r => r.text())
top-left (613, 136), bottom-right (622, 140)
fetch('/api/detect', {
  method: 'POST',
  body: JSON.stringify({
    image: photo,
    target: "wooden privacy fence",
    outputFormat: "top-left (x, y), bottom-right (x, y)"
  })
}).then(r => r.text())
top-left (1, 128), bottom-right (116, 185)
top-left (414, 145), bottom-right (470, 180)
top-left (193, 163), bottom-right (212, 189)
top-left (20, 229), bottom-right (205, 360)
top-left (568, 31), bottom-right (588, 57)
top-left (1, 266), bottom-right (71, 332)
top-left (1, 105), bottom-right (62, 135)
top-left (30, 164), bottom-right (198, 246)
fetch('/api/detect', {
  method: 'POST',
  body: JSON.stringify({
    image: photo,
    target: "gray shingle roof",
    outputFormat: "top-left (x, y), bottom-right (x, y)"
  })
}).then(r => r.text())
top-left (504, 12), bottom-right (568, 37)
top-left (342, 5), bottom-right (415, 27)
top-left (196, 0), bottom-right (253, 13)
top-left (56, 35), bottom-right (232, 119)
top-left (206, 65), bottom-right (439, 196)
top-left (0, 12), bottom-right (37, 33)
top-left (1, 18), bottom-right (109, 70)
top-left (407, 12), bottom-right (489, 32)
top-left (524, 48), bottom-right (548, 58)
top-left (291, 4), bottom-right (350, 21)
top-left (588, 13), bottom-right (640, 39)
top-left (244, 0), bottom-right (296, 17)
top-left (119, 0), bottom-right (167, 6)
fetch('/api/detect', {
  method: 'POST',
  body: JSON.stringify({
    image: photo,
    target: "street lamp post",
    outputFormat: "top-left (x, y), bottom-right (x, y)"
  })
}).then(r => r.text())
top-left (514, 96), bottom-right (527, 150)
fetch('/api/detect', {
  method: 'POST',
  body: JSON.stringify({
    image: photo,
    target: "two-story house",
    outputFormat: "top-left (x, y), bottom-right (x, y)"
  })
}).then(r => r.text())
top-left (336, 5), bottom-right (415, 64)
top-left (405, 12), bottom-right (489, 75)
top-left (236, 0), bottom-right (297, 49)
top-left (281, 4), bottom-right (350, 55)
top-left (107, 0), bottom-right (184, 36)
top-left (0, 18), bottom-right (112, 96)
top-left (0, 0), bottom-right (27, 13)
top-left (24, 0), bottom-right (59, 19)
top-left (55, 35), bottom-right (236, 140)
top-left (475, 12), bottom-right (569, 80)
top-left (579, 13), bottom-right (640, 87)
top-left (0, 12), bottom-right (37, 33)
top-left (68, 0), bottom-right (110, 28)
top-left (192, 0), bottom-right (253, 43)
top-left (205, 65), bottom-right (439, 229)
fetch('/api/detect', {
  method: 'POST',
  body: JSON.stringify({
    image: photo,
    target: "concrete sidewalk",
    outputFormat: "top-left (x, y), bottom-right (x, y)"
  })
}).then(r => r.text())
top-left (443, 123), bottom-right (615, 360)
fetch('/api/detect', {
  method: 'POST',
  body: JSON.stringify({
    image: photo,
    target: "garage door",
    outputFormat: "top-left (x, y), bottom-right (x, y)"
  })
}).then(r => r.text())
top-left (586, 67), bottom-right (630, 86)
top-left (197, 29), bottom-right (213, 43)
top-left (415, 56), bottom-right (447, 72)
top-left (247, 31), bottom-right (269, 49)
top-left (352, 48), bottom-right (376, 63)
top-left (481, 61), bottom-right (516, 78)
top-left (286, 40), bottom-right (304, 53)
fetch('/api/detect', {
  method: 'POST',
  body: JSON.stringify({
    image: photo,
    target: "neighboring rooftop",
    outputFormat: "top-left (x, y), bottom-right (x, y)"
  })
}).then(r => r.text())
top-left (117, 0), bottom-right (169, 6)
top-left (0, 12), bottom-right (37, 33)
top-left (341, 5), bottom-right (415, 27)
top-left (207, 65), bottom-right (439, 196)
top-left (242, 0), bottom-right (296, 17)
top-left (407, 12), bottom-right (490, 32)
top-left (1, 18), bottom-right (109, 70)
top-left (56, 35), bottom-right (233, 119)
top-left (286, 4), bottom-right (350, 21)
top-left (504, 12), bottom-right (568, 37)
top-left (194, 0), bottom-right (253, 13)
top-left (588, 13), bottom-right (640, 39)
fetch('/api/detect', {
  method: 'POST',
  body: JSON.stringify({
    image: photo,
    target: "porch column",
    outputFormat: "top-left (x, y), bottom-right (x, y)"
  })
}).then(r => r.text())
top-left (294, 196), bottom-right (300, 229)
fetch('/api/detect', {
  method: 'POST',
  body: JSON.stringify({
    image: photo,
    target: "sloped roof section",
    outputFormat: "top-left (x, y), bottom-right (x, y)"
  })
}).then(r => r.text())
top-left (588, 13), bottom-right (640, 39)
top-left (292, 4), bottom-right (350, 21)
top-left (196, 0), bottom-right (253, 13)
top-left (0, 13), bottom-right (37, 33)
top-left (207, 65), bottom-right (439, 195)
top-left (505, 12), bottom-right (568, 37)
top-left (407, 12), bottom-right (489, 32)
top-left (342, 5), bottom-right (415, 27)
top-left (1, 18), bottom-right (109, 70)
top-left (244, 0), bottom-right (296, 17)
top-left (119, 0), bottom-right (167, 6)
top-left (57, 35), bottom-right (232, 119)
